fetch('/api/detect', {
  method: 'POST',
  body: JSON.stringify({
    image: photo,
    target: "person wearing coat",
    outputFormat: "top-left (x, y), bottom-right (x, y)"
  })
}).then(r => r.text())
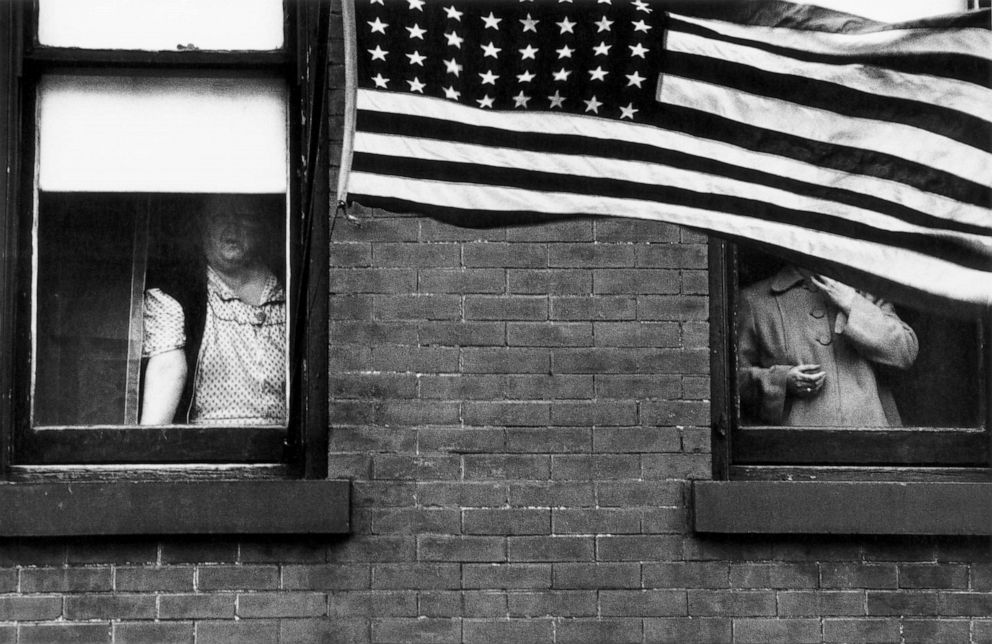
top-left (737, 265), bottom-right (919, 426)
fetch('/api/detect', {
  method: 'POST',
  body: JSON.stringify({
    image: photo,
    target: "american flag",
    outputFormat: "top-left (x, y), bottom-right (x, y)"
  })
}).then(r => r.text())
top-left (339, 0), bottom-right (992, 310)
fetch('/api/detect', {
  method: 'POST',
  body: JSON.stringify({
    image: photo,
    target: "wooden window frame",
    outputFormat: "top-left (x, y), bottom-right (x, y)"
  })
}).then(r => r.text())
top-left (697, 239), bottom-right (992, 534)
top-left (0, 1), bottom-right (345, 535)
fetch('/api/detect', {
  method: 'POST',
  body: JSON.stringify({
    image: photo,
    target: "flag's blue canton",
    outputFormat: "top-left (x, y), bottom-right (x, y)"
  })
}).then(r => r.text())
top-left (357, 0), bottom-right (664, 121)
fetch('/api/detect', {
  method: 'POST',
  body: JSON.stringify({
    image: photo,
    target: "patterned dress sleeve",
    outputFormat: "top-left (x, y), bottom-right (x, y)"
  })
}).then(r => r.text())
top-left (142, 288), bottom-right (186, 358)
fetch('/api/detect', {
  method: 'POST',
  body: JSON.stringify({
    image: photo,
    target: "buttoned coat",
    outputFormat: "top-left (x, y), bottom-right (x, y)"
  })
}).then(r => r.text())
top-left (738, 266), bottom-right (919, 427)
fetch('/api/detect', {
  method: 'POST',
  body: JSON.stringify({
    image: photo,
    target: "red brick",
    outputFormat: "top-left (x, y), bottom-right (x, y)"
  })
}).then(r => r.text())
top-left (595, 374), bottom-right (682, 400)
top-left (158, 594), bottom-right (236, 619)
top-left (463, 243), bottom-right (547, 268)
top-left (866, 591), bottom-right (939, 616)
top-left (0, 569), bottom-right (14, 592)
top-left (938, 591), bottom-right (992, 616)
top-left (197, 565), bottom-right (279, 591)
top-left (507, 482), bottom-right (595, 507)
top-left (329, 268), bottom-right (416, 293)
top-left (334, 218), bottom-right (419, 242)
top-left (418, 536), bottom-right (506, 563)
top-left (372, 564), bottom-right (461, 590)
top-left (462, 618), bottom-right (554, 643)
top-left (461, 348), bottom-right (550, 374)
top-left (551, 401), bottom-right (638, 426)
top-left (822, 618), bottom-right (901, 643)
top-left (463, 455), bottom-right (551, 480)
top-left (371, 345), bottom-right (459, 372)
top-left (330, 320), bottom-right (418, 345)
top-left (20, 567), bottom-right (112, 593)
top-left (463, 509), bottom-right (550, 535)
top-left (505, 427), bottom-right (591, 453)
top-left (417, 322), bottom-right (506, 347)
top-left (507, 536), bottom-right (595, 563)
top-left (418, 590), bottom-right (466, 617)
top-left (506, 322), bottom-right (592, 347)
top-left (507, 590), bottom-right (597, 617)
top-left (643, 562), bottom-right (730, 589)
top-left (64, 594), bottom-right (156, 620)
top-left (638, 295), bottom-right (708, 321)
top-left (555, 347), bottom-right (707, 373)
top-left (465, 295), bottom-right (547, 320)
top-left (331, 373), bottom-right (418, 399)
top-left (195, 620), bottom-right (280, 644)
top-left (113, 622), bottom-right (193, 644)
top-left (417, 482), bottom-right (507, 507)
top-left (329, 242), bottom-right (372, 267)
top-left (550, 296), bottom-right (636, 321)
top-left (597, 481), bottom-right (684, 507)
top-left (237, 592), bottom-right (326, 617)
top-left (551, 454), bottom-right (640, 480)
top-left (279, 618), bottom-right (371, 644)
top-left (282, 564), bottom-right (372, 590)
top-left (371, 618), bottom-right (461, 644)
top-left (687, 590), bottom-right (776, 616)
top-left (592, 426), bottom-right (681, 453)
top-left (901, 618), bottom-right (970, 643)
top-left (596, 219), bottom-right (679, 243)
top-left (600, 590), bottom-right (688, 616)
top-left (593, 270), bottom-right (679, 295)
top-left (371, 508), bottom-right (461, 534)
top-left (17, 624), bottom-right (110, 644)
top-left (899, 564), bottom-right (968, 589)
top-left (597, 535), bottom-right (683, 561)
top-left (327, 536), bottom-right (417, 563)
top-left (550, 244), bottom-right (635, 268)
top-left (552, 509), bottom-right (641, 535)
top-left (636, 243), bottom-right (707, 268)
top-left (461, 591), bottom-right (508, 617)
top-left (641, 453), bottom-right (711, 480)
top-left (553, 563), bottom-right (641, 589)
top-left (778, 591), bottom-right (866, 616)
top-left (462, 564), bottom-right (552, 590)
top-left (421, 219), bottom-right (505, 242)
top-left (554, 618), bottom-right (643, 644)
top-left (644, 617), bottom-right (732, 644)
top-left (418, 268), bottom-right (505, 294)
top-left (372, 455), bottom-right (462, 481)
top-left (682, 269), bottom-right (710, 295)
top-left (0, 596), bottom-right (62, 620)
top-left (730, 563), bottom-right (818, 589)
top-left (507, 219), bottom-right (593, 242)
top-left (374, 243), bottom-right (459, 268)
top-left (328, 295), bottom-right (373, 320)
top-left (821, 563), bottom-right (898, 589)
top-left (374, 294), bottom-right (461, 320)
top-left (734, 618), bottom-right (821, 644)
top-left (641, 401), bottom-right (710, 427)
top-left (417, 428), bottom-right (504, 454)
top-left (328, 591), bottom-right (417, 617)
top-left (508, 269), bottom-right (590, 295)
top-left (462, 402), bottom-right (551, 427)
top-left (641, 508), bottom-right (687, 534)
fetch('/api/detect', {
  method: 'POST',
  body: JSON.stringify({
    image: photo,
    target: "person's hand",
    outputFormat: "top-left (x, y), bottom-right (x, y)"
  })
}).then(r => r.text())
top-left (786, 364), bottom-right (825, 398)
top-left (811, 274), bottom-right (857, 314)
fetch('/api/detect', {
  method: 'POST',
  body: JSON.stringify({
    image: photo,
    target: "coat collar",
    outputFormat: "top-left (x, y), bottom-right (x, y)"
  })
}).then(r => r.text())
top-left (769, 265), bottom-right (808, 294)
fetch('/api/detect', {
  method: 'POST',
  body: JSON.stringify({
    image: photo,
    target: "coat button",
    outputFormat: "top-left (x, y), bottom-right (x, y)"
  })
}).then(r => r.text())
top-left (816, 334), bottom-right (832, 345)
top-left (810, 307), bottom-right (826, 319)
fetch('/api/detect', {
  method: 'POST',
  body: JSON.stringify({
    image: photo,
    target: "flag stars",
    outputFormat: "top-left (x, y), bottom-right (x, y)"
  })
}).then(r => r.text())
top-left (548, 90), bottom-right (565, 108)
top-left (595, 16), bottom-right (614, 32)
top-left (620, 103), bottom-right (638, 119)
top-left (368, 45), bottom-right (388, 61)
top-left (519, 44), bottom-right (539, 60)
top-left (408, 77), bottom-right (425, 93)
top-left (512, 91), bottom-right (531, 107)
top-left (625, 71), bottom-right (646, 87)
top-left (633, 0), bottom-right (652, 12)
top-left (593, 41), bottom-right (611, 56)
top-left (517, 70), bottom-right (536, 82)
top-left (444, 58), bottom-right (463, 76)
top-left (445, 31), bottom-right (464, 48)
top-left (444, 5), bottom-right (463, 20)
top-left (406, 51), bottom-right (426, 66)
top-left (479, 70), bottom-right (499, 85)
top-left (556, 17), bottom-right (576, 34)
top-left (371, 73), bottom-right (389, 88)
top-left (407, 0), bottom-right (425, 9)
top-left (443, 85), bottom-right (461, 100)
top-left (629, 43), bottom-right (649, 58)
top-left (556, 44), bottom-right (574, 59)
top-left (481, 12), bottom-right (501, 29)
top-left (481, 41), bottom-right (502, 58)
top-left (588, 66), bottom-right (608, 81)
top-left (367, 17), bottom-right (388, 34)
top-left (407, 23), bottom-right (426, 39)
top-left (584, 96), bottom-right (603, 113)
top-left (632, 20), bottom-right (652, 33)
top-left (477, 95), bottom-right (495, 109)
top-left (520, 13), bottom-right (539, 32)
top-left (552, 67), bottom-right (572, 82)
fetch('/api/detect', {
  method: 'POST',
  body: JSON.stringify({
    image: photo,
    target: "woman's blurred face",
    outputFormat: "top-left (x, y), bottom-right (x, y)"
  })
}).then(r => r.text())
top-left (202, 204), bottom-right (264, 272)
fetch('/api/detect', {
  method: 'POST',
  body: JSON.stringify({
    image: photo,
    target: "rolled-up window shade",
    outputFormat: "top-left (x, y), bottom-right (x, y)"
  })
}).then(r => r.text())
top-left (38, 0), bottom-right (284, 51)
top-left (37, 75), bottom-right (288, 194)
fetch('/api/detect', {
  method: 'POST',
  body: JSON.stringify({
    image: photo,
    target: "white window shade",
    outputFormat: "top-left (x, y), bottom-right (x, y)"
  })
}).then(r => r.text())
top-left (38, 0), bottom-right (283, 51)
top-left (811, 0), bottom-right (967, 21)
top-left (37, 75), bottom-right (288, 194)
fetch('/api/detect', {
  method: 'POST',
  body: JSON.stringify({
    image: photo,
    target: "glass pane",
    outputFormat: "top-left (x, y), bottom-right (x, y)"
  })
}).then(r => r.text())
top-left (37, 75), bottom-right (287, 194)
top-left (38, 0), bottom-right (284, 51)
top-left (735, 247), bottom-right (983, 428)
top-left (34, 193), bottom-right (289, 427)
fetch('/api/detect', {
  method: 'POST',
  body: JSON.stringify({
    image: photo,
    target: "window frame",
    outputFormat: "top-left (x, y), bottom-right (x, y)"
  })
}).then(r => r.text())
top-left (0, 2), bottom-right (331, 482)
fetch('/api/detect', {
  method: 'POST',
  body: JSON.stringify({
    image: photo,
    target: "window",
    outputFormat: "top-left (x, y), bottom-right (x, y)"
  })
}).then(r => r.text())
top-left (0, 1), bottom-right (344, 534)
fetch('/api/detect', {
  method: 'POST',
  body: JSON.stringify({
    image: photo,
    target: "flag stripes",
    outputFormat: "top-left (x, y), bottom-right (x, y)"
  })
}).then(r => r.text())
top-left (342, 0), bottom-right (992, 309)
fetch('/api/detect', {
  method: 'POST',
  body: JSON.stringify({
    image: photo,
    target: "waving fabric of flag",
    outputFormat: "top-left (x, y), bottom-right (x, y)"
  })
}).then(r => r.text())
top-left (338, 0), bottom-right (992, 310)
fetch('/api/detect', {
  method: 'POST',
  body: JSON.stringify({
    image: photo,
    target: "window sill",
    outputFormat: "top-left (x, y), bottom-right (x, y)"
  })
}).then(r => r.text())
top-left (693, 481), bottom-right (992, 535)
top-left (0, 479), bottom-right (350, 536)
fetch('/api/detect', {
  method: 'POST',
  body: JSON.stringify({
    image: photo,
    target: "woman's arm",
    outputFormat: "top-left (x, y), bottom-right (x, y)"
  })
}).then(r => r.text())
top-left (140, 348), bottom-right (187, 425)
